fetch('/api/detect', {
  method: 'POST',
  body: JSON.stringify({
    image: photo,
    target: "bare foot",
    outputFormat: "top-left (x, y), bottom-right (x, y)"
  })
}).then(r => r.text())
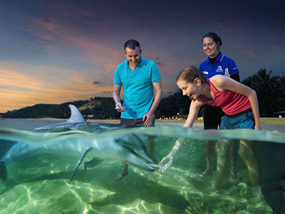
top-left (113, 169), bottom-right (128, 181)
top-left (199, 167), bottom-right (212, 178)
top-left (228, 168), bottom-right (237, 184)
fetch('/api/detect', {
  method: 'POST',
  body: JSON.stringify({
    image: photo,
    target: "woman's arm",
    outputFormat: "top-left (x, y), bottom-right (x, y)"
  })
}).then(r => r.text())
top-left (159, 99), bottom-right (204, 172)
top-left (184, 99), bottom-right (204, 127)
top-left (211, 76), bottom-right (261, 129)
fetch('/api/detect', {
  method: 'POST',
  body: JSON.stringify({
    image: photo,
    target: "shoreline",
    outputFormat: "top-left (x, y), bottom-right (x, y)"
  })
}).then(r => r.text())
top-left (1, 117), bottom-right (284, 124)
top-left (0, 117), bottom-right (284, 132)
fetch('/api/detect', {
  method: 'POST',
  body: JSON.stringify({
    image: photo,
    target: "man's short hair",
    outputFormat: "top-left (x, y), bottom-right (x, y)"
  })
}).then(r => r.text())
top-left (124, 39), bottom-right (140, 50)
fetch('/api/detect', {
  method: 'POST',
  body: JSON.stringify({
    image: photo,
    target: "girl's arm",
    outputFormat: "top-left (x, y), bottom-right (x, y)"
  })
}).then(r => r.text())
top-left (183, 99), bottom-right (204, 127)
top-left (211, 76), bottom-right (261, 129)
top-left (159, 99), bottom-right (204, 172)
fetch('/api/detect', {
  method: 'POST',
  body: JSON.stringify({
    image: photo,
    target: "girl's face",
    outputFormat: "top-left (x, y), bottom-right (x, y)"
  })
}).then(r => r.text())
top-left (203, 37), bottom-right (219, 58)
top-left (177, 79), bottom-right (201, 101)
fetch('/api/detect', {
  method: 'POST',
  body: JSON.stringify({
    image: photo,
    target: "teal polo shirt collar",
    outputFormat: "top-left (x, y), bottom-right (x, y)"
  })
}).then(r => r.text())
top-left (124, 57), bottom-right (144, 70)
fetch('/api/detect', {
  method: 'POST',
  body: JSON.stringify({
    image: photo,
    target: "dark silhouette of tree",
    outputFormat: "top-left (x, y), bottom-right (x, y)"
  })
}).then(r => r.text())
top-left (242, 69), bottom-right (284, 116)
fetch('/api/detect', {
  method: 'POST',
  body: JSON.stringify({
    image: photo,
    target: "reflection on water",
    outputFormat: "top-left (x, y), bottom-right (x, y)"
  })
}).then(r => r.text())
top-left (0, 120), bottom-right (284, 214)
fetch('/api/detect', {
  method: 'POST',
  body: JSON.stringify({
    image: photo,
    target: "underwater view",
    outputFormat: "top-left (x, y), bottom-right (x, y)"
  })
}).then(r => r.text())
top-left (0, 119), bottom-right (284, 214)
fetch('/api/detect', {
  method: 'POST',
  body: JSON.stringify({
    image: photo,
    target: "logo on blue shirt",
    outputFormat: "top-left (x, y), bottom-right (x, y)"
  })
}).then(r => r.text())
top-left (216, 66), bottom-right (223, 73)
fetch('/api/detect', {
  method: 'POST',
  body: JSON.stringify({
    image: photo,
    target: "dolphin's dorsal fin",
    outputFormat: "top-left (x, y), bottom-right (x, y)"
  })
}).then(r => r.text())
top-left (67, 104), bottom-right (85, 123)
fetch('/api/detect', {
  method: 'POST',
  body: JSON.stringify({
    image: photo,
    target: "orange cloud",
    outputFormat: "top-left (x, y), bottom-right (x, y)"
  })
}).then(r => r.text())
top-left (0, 65), bottom-right (113, 113)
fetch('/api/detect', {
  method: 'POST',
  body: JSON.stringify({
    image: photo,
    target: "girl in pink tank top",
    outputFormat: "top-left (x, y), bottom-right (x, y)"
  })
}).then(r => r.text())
top-left (160, 66), bottom-right (262, 197)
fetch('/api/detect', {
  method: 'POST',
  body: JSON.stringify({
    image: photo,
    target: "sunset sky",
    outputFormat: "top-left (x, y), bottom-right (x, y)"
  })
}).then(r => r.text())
top-left (0, 0), bottom-right (284, 113)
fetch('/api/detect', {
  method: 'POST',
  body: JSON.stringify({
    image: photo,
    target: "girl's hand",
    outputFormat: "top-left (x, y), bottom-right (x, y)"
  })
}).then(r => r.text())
top-left (159, 154), bottom-right (174, 172)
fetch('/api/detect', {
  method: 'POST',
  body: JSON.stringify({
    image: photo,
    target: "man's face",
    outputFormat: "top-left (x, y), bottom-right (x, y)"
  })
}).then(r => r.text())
top-left (125, 47), bottom-right (141, 68)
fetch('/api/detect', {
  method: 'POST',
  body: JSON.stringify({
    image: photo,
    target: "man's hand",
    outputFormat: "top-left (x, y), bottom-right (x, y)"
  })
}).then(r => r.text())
top-left (115, 103), bottom-right (125, 112)
top-left (143, 112), bottom-right (153, 127)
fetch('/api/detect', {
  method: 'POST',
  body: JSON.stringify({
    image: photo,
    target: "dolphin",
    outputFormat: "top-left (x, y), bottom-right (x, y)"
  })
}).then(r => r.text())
top-left (0, 128), bottom-right (157, 182)
top-left (34, 104), bottom-right (86, 130)
top-left (1, 126), bottom-right (284, 182)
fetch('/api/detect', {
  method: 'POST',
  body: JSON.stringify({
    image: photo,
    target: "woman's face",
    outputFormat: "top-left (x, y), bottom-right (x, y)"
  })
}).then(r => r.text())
top-left (203, 37), bottom-right (219, 58)
top-left (177, 79), bottom-right (200, 101)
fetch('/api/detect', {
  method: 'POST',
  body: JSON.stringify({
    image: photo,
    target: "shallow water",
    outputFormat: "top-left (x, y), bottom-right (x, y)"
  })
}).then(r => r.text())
top-left (0, 119), bottom-right (284, 214)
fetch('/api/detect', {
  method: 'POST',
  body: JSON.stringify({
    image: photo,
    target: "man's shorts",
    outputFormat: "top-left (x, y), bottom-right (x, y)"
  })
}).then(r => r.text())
top-left (220, 109), bottom-right (254, 130)
top-left (120, 118), bottom-right (156, 141)
top-left (120, 118), bottom-right (155, 127)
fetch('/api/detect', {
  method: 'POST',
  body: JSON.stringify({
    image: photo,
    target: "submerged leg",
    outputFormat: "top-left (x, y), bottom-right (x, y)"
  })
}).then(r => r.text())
top-left (239, 140), bottom-right (261, 186)
top-left (113, 163), bottom-right (128, 181)
top-left (144, 137), bottom-right (157, 181)
top-left (145, 137), bottom-right (155, 158)
top-left (239, 140), bottom-right (264, 203)
top-left (0, 161), bottom-right (7, 180)
top-left (229, 141), bottom-right (237, 183)
top-left (215, 139), bottom-right (233, 189)
top-left (200, 140), bottom-right (215, 177)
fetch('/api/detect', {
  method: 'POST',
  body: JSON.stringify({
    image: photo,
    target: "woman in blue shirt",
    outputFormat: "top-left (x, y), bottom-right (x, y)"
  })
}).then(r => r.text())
top-left (199, 32), bottom-right (240, 182)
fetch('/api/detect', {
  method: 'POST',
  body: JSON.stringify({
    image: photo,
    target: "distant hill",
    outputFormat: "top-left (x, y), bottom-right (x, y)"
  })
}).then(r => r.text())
top-left (2, 97), bottom-right (121, 119)
top-left (1, 93), bottom-right (192, 119)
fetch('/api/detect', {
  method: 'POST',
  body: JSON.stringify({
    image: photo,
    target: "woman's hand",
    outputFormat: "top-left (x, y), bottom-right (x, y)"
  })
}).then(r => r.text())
top-left (159, 154), bottom-right (174, 172)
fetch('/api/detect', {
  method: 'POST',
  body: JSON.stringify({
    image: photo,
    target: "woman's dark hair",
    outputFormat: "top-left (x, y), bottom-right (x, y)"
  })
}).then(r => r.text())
top-left (202, 32), bottom-right (222, 46)
top-left (124, 39), bottom-right (140, 50)
top-left (176, 66), bottom-right (207, 84)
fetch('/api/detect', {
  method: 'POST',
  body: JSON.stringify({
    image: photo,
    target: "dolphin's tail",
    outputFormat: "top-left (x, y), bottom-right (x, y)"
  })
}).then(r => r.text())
top-left (0, 161), bottom-right (7, 180)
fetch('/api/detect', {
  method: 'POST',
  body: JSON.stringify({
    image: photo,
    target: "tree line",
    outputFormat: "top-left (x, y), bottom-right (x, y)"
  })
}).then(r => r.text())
top-left (1, 69), bottom-right (284, 119)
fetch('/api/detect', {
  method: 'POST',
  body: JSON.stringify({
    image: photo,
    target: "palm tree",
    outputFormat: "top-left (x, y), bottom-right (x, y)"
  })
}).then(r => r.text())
top-left (242, 69), bottom-right (284, 116)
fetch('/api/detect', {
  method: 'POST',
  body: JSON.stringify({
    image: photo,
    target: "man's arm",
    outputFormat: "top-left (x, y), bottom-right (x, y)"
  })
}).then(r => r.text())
top-left (143, 81), bottom-right (163, 126)
top-left (113, 84), bottom-right (125, 112)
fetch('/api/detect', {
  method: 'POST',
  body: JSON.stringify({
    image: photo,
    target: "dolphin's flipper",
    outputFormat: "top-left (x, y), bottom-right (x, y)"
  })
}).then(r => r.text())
top-left (120, 146), bottom-right (155, 171)
top-left (115, 134), bottom-right (155, 163)
top-left (69, 148), bottom-right (92, 184)
top-left (84, 158), bottom-right (104, 170)
top-left (0, 161), bottom-right (7, 180)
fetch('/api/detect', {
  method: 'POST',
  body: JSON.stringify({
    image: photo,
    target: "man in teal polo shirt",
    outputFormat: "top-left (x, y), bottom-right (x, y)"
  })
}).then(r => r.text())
top-left (113, 39), bottom-right (163, 180)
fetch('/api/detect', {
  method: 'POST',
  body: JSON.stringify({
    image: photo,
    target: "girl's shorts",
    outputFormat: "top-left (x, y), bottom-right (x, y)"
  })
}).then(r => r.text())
top-left (220, 109), bottom-right (254, 130)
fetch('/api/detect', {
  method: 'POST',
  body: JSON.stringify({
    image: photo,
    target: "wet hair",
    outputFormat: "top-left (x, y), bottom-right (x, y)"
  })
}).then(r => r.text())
top-left (202, 32), bottom-right (223, 47)
top-left (176, 66), bottom-right (207, 84)
top-left (124, 39), bottom-right (141, 50)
